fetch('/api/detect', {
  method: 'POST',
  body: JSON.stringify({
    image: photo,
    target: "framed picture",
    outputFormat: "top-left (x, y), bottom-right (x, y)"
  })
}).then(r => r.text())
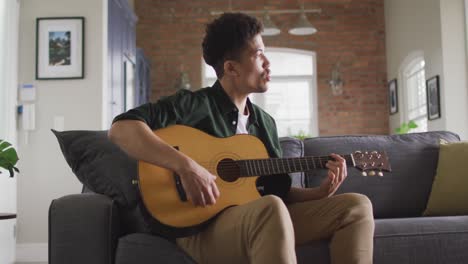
top-left (426, 75), bottom-right (441, 120)
top-left (388, 79), bottom-right (398, 115)
top-left (36, 17), bottom-right (85, 80)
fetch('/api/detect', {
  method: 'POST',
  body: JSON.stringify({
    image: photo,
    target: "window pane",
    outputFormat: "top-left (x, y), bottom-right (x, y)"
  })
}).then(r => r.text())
top-left (407, 61), bottom-right (425, 76)
top-left (203, 63), bottom-right (217, 78)
top-left (251, 80), bottom-right (312, 137)
top-left (405, 58), bottom-right (427, 132)
top-left (265, 50), bottom-right (313, 76)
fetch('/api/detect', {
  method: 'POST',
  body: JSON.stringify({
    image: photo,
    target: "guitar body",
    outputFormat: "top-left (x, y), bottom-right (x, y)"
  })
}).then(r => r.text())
top-left (138, 125), bottom-right (269, 237)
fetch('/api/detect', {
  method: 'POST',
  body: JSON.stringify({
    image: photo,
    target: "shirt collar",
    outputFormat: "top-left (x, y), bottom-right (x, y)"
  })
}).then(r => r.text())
top-left (210, 80), bottom-right (259, 126)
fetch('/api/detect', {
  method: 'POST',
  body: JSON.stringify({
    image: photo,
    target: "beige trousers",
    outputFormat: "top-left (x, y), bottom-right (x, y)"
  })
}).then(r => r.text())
top-left (176, 193), bottom-right (374, 264)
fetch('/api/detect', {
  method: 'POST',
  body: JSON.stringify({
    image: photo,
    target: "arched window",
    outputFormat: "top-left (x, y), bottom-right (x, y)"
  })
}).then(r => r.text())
top-left (202, 48), bottom-right (318, 137)
top-left (402, 54), bottom-right (427, 132)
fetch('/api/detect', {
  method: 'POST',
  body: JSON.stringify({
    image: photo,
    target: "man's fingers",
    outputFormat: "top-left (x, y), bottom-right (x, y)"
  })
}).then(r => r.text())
top-left (203, 185), bottom-right (216, 206)
top-left (327, 170), bottom-right (335, 187)
top-left (190, 193), bottom-right (202, 207)
top-left (212, 181), bottom-right (220, 199)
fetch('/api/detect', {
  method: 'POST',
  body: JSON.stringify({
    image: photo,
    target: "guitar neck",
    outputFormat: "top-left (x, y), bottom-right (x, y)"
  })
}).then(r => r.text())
top-left (235, 155), bottom-right (355, 177)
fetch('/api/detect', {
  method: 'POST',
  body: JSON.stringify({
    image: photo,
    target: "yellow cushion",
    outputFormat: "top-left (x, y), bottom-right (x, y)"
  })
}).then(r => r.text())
top-left (424, 140), bottom-right (468, 216)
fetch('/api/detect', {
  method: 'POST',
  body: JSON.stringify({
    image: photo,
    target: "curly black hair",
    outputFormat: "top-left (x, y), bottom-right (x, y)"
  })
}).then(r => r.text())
top-left (202, 12), bottom-right (263, 78)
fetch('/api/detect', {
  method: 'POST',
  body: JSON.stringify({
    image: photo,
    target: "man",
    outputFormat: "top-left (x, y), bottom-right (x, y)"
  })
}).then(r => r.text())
top-left (109, 12), bottom-right (374, 264)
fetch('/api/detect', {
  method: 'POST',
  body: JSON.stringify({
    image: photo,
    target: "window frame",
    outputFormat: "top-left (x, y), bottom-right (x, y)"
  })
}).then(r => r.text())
top-left (399, 51), bottom-right (427, 133)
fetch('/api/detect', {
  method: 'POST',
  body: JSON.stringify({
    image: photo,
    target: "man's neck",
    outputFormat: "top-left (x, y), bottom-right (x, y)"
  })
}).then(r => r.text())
top-left (219, 78), bottom-right (249, 114)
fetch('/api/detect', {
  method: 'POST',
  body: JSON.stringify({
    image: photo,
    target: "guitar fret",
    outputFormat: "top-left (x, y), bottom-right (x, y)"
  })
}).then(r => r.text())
top-left (266, 160), bottom-right (270, 175)
top-left (246, 160), bottom-right (250, 175)
top-left (252, 160), bottom-right (257, 175)
top-left (238, 161), bottom-right (244, 176)
top-left (257, 160), bottom-right (261, 175)
top-left (292, 159), bottom-right (297, 171)
top-left (281, 159), bottom-right (286, 174)
top-left (256, 160), bottom-right (261, 175)
top-left (261, 160), bottom-right (266, 175)
top-left (263, 159), bottom-right (266, 175)
top-left (299, 159), bottom-right (304, 172)
top-left (275, 159), bottom-right (280, 174)
top-left (305, 158), bottom-right (310, 171)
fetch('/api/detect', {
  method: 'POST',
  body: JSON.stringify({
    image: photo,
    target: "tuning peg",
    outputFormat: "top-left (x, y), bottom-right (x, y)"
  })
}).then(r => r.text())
top-left (378, 171), bottom-right (384, 177)
top-left (361, 171), bottom-right (367, 176)
top-left (368, 171), bottom-right (376, 176)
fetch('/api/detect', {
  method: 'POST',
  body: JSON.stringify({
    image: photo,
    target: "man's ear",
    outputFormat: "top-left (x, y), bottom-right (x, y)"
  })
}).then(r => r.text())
top-left (223, 60), bottom-right (240, 77)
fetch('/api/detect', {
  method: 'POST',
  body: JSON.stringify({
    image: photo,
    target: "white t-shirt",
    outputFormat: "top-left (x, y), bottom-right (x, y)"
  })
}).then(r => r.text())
top-left (235, 111), bottom-right (250, 134)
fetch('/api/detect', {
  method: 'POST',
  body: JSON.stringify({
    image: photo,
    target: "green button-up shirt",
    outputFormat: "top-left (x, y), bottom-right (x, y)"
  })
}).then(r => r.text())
top-left (113, 80), bottom-right (283, 158)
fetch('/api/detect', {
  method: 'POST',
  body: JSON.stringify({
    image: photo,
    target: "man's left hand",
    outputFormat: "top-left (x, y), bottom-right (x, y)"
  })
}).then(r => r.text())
top-left (318, 153), bottom-right (347, 198)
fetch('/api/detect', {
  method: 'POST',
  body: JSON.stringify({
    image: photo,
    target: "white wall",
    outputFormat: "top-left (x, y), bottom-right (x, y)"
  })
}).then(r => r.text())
top-left (440, 0), bottom-right (468, 139)
top-left (0, 0), bottom-right (19, 212)
top-left (385, 0), bottom-right (444, 133)
top-left (385, 0), bottom-right (468, 139)
top-left (16, 0), bottom-right (106, 261)
top-left (0, 1), bottom-right (20, 263)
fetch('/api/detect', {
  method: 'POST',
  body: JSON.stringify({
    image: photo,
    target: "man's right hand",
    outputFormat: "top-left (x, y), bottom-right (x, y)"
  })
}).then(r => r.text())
top-left (176, 157), bottom-right (220, 207)
top-left (109, 120), bottom-right (220, 207)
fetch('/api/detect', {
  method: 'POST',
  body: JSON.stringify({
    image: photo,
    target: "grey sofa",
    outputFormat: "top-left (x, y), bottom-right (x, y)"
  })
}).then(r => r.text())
top-left (49, 131), bottom-right (468, 264)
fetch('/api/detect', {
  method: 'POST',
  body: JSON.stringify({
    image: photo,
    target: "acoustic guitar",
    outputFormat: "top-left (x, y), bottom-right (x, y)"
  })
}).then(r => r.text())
top-left (138, 125), bottom-right (391, 237)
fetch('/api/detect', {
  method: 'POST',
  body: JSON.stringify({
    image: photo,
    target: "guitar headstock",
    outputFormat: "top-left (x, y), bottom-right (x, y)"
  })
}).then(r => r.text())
top-left (351, 150), bottom-right (391, 176)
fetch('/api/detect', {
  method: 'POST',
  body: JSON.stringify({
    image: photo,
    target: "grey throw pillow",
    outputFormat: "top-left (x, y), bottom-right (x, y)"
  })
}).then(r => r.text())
top-left (52, 129), bottom-right (139, 208)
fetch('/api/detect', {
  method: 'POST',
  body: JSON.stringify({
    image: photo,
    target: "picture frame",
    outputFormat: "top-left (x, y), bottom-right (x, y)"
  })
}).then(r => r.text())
top-left (426, 75), bottom-right (441, 120)
top-left (36, 17), bottom-right (85, 80)
top-left (388, 79), bottom-right (398, 115)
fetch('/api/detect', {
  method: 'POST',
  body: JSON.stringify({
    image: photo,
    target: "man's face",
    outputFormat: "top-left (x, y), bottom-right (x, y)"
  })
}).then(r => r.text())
top-left (234, 34), bottom-right (271, 94)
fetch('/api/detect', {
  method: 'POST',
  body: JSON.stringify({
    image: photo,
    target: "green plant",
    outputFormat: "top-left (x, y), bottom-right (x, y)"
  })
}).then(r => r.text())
top-left (0, 139), bottom-right (19, 177)
top-left (292, 130), bottom-right (311, 140)
top-left (395, 120), bottom-right (418, 134)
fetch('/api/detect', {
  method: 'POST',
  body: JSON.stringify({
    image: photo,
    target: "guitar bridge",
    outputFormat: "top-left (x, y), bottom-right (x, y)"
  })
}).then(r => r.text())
top-left (171, 145), bottom-right (187, 202)
top-left (173, 174), bottom-right (188, 202)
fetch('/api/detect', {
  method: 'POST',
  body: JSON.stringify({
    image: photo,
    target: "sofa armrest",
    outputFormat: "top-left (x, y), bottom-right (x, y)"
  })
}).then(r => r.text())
top-left (49, 193), bottom-right (122, 264)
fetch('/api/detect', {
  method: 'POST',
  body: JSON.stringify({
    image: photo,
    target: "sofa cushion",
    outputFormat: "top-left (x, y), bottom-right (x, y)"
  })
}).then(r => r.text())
top-left (424, 140), bottom-right (468, 216)
top-left (279, 137), bottom-right (305, 188)
top-left (52, 129), bottom-right (139, 208)
top-left (115, 233), bottom-right (196, 264)
top-left (374, 216), bottom-right (468, 264)
top-left (303, 131), bottom-right (460, 218)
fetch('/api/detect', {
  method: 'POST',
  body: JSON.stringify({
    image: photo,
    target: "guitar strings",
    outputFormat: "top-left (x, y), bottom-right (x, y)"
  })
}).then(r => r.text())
top-left (197, 156), bottom-right (353, 169)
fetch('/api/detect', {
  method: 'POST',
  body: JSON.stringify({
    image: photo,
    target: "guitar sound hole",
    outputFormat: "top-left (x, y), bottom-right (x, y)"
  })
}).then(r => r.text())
top-left (217, 159), bottom-right (240, 182)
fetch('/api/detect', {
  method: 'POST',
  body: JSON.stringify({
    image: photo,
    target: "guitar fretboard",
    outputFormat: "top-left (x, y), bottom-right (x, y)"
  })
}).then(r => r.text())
top-left (235, 155), bottom-right (355, 177)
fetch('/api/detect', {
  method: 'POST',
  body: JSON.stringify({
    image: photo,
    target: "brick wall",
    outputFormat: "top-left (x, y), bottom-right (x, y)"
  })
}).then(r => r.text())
top-left (135, 0), bottom-right (388, 135)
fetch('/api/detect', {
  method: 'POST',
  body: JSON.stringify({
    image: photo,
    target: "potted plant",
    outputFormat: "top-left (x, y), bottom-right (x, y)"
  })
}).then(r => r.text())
top-left (395, 120), bottom-right (418, 134)
top-left (0, 139), bottom-right (19, 177)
